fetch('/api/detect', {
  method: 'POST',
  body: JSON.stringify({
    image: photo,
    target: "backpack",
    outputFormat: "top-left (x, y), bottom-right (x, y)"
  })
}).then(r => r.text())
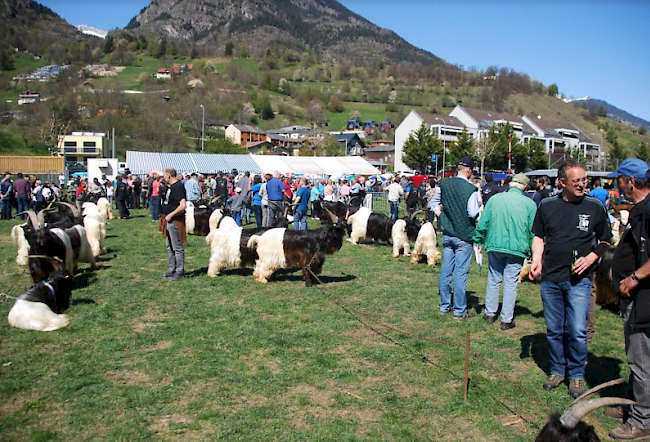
top-left (35, 188), bottom-right (44, 202)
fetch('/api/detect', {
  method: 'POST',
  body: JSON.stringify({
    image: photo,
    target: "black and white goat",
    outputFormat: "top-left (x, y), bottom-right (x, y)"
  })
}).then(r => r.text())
top-left (391, 211), bottom-right (424, 257)
top-left (8, 267), bottom-right (72, 332)
top-left (247, 209), bottom-right (346, 286)
top-left (205, 212), bottom-right (290, 277)
top-left (347, 207), bottom-right (394, 245)
top-left (536, 378), bottom-right (639, 442)
top-left (410, 222), bottom-right (442, 267)
top-left (187, 199), bottom-right (223, 236)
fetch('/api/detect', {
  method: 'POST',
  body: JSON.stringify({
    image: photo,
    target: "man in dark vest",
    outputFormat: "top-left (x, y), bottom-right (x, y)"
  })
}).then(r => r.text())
top-left (432, 157), bottom-right (481, 319)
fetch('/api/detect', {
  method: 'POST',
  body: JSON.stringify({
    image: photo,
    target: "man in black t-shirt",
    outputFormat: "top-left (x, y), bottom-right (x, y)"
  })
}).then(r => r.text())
top-left (214, 171), bottom-right (228, 204)
top-left (161, 168), bottom-right (187, 281)
top-left (530, 160), bottom-right (612, 399)
top-left (481, 173), bottom-right (501, 206)
top-left (607, 159), bottom-right (650, 440)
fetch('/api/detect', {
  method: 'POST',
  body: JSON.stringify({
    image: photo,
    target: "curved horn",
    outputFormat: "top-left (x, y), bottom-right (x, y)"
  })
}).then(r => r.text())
top-left (22, 210), bottom-right (41, 230)
top-left (45, 201), bottom-right (54, 211)
top-left (57, 202), bottom-right (80, 216)
top-left (324, 207), bottom-right (338, 223)
top-left (36, 209), bottom-right (46, 226)
top-left (560, 398), bottom-right (640, 429)
top-left (284, 206), bottom-right (290, 217)
top-left (411, 210), bottom-right (424, 219)
top-left (570, 377), bottom-right (628, 404)
top-left (28, 255), bottom-right (64, 263)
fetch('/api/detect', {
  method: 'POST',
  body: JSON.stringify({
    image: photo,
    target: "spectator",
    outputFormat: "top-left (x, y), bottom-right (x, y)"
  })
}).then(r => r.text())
top-left (237, 172), bottom-right (251, 225)
top-left (184, 173), bottom-right (201, 203)
top-left (426, 178), bottom-right (439, 223)
top-left (114, 175), bottom-right (131, 219)
top-left (310, 180), bottom-right (321, 219)
top-left (266, 171), bottom-right (285, 225)
top-left (214, 171), bottom-right (228, 202)
top-left (251, 175), bottom-right (263, 228)
top-left (432, 157), bottom-right (481, 319)
top-left (126, 174), bottom-right (134, 208)
top-left (481, 173), bottom-right (501, 206)
top-left (132, 176), bottom-right (142, 209)
top-left (530, 160), bottom-right (612, 398)
top-left (607, 159), bottom-right (650, 440)
top-left (339, 179), bottom-right (351, 204)
top-left (160, 168), bottom-right (187, 281)
top-left (259, 173), bottom-right (271, 227)
top-left (227, 187), bottom-right (244, 226)
top-left (473, 173), bottom-right (537, 330)
top-left (32, 179), bottom-right (45, 213)
top-left (14, 172), bottom-right (30, 219)
top-left (386, 177), bottom-right (404, 221)
top-left (590, 178), bottom-right (609, 207)
top-left (293, 178), bottom-right (311, 230)
top-left (105, 181), bottom-right (114, 208)
top-left (404, 178), bottom-right (418, 216)
top-left (323, 179), bottom-right (335, 202)
top-left (150, 175), bottom-right (162, 221)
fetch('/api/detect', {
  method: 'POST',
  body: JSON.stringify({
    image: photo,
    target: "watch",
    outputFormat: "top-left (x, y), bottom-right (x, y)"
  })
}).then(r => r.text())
top-left (631, 272), bottom-right (640, 282)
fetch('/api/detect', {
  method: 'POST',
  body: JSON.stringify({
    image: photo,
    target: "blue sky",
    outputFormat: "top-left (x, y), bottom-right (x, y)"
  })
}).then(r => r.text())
top-left (38, 0), bottom-right (650, 122)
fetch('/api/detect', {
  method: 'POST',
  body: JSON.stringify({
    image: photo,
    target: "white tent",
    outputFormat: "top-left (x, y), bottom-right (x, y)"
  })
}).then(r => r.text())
top-left (251, 155), bottom-right (381, 176)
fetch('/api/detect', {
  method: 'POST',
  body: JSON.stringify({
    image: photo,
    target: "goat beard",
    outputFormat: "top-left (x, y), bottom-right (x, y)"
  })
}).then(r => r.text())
top-left (160, 218), bottom-right (187, 244)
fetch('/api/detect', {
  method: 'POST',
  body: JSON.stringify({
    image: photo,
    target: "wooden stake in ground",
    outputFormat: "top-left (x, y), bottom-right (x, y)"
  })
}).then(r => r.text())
top-left (464, 331), bottom-right (470, 401)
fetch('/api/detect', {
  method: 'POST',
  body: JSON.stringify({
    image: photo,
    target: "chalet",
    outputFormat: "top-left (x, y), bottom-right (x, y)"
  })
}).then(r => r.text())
top-left (172, 63), bottom-right (194, 75)
top-left (522, 116), bottom-right (601, 162)
top-left (18, 91), bottom-right (40, 105)
top-left (156, 68), bottom-right (171, 80)
top-left (449, 106), bottom-right (531, 140)
top-left (332, 132), bottom-right (366, 156)
top-left (225, 124), bottom-right (267, 148)
top-left (363, 144), bottom-right (395, 172)
top-left (206, 120), bottom-right (232, 132)
top-left (246, 141), bottom-right (291, 156)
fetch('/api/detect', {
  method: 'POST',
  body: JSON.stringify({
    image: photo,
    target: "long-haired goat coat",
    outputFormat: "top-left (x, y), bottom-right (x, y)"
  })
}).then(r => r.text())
top-left (347, 207), bottom-right (394, 244)
top-left (11, 224), bottom-right (30, 266)
top-left (96, 197), bottom-right (113, 220)
top-left (206, 223), bottom-right (258, 276)
top-left (82, 203), bottom-right (107, 256)
top-left (391, 219), bottom-right (411, 257)
top-left (8, 270), bottom-right (72, 332)
top-left (410, 222), bottom-right (442, 267)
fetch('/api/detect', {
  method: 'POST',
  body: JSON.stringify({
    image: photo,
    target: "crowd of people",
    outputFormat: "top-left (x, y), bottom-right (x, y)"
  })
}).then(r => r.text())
top-left (0, 172), bottom-right (63, 220)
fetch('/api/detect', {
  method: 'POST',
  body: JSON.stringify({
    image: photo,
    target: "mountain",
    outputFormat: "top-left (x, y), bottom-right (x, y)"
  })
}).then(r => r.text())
top-left (76, 24), bottom-right (107, 39)
top-left (0, 0), bottom-right (88, 54)
top-left (568, 97), bottom-right (650, 129)
top-left (125, 0), bottom-right (441, 65)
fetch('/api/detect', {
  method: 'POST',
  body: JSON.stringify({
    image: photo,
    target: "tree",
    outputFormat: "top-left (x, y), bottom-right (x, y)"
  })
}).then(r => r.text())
top-left (224, 41), bottom-right (233, 57)
top-left (608, 141), bottom-right (627, 170)
top-left (547, 83), bottom-right (559, 96)
top-left (474, 135), bottom-right (498, 178)
top-left (307, 100), bottom-right (325, 126)
top-left (327, 95), bottom-right (344, 113)
top-left (402, 122), bottom-right (443, 172)
top-left (315, 134), bottom-right (345, 156)
top-left (103, 34), bottom-right (114, 54)
top-left (635, 141), bottom-right (650, 163)
top-left (527, 139), bottom-right (548, 170)
top-left (156, 39), bottom-right (167, 59)
top-left (448, 128), bottom-right (473, 165)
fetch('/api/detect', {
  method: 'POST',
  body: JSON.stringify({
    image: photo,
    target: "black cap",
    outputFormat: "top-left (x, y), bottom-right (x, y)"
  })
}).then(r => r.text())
top-left (457, 157), bottom-right (475, 169)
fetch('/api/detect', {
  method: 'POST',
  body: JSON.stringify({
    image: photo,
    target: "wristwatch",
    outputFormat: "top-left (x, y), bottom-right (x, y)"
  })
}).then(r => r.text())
top-left (631, 272), bottom-right (640, 282)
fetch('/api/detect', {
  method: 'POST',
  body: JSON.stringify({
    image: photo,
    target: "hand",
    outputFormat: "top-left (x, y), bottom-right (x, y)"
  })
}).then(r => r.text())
top-left (530, 260), bottom-right (542, 280)
top-left (572, 252), bottom-right (599, 276)
top-left (620, 275), bottom-right (639, 298)
top-left (477, 246), bottom-right (483, 254)
top-left (165, 214), bottom-right (172, 222)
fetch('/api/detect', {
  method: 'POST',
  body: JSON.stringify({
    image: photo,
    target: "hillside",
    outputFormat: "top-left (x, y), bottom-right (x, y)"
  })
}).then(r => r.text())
top-left (568, 97), bottom-right (650, 129)
top-left (125, 0), bottom-right (441, 65)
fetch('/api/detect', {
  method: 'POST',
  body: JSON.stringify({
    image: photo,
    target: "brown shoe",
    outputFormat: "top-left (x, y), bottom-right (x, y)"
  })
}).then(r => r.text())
top-left (611, 422), bottom-right (650, 440)
top-left (568, 379), bottom-right (585, 399)
top-left (543, 374), bottom-right (565, 391)
top-left (605, 406), bottom-right (626, 420)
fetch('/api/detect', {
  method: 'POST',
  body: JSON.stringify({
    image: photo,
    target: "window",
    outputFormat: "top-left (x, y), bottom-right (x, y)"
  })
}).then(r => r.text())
top-left (83, 147), bottom-right (96, 153)
top-left (83, 141), bottom-right (96, 147)
top-left (64, 141), bottom-right (77, 147)
top-left (64, 147), bottom-right (77, 153)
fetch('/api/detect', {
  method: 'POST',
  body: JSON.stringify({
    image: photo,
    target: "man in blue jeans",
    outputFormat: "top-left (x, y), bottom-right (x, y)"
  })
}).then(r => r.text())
top-left (293, 178), bottom-right (311, 230)
top-left (432, 157), bottom-right (481, 319)
top-left (530, 160), bottom-right (612, 398)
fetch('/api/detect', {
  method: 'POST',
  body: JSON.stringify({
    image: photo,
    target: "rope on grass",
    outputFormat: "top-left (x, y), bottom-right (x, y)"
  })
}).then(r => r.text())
top-left (0, 266), bottom-right (28, 303)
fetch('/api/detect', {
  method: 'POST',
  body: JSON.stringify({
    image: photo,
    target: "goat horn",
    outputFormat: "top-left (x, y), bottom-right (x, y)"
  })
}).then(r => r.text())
top-left (411, 210), bottom-right (424, 218)
top-left (36, 209), bottom-right (46, 226)
top-left (570, 377), bottom-right (628, 404)
top-left (24, 210), bottom-right (41, 230)
top-left (324, 207), bottom-right (338, 223)
top-left (28, 255), bottom-right (64, 263)
top-left (284, 206), bottom-right (290, 217)
top-left (560, 398), bottom-right (640, 429)
top-left (57, 202), bottom-right (79, 216)
top-left (45, 201), bottom-right (54, 210)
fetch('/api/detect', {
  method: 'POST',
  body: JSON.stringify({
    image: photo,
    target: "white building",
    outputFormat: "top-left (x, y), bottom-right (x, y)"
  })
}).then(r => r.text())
top-left (449, 106), bottom-right (528, 141)
top-left (522, 116), bottom-right (601, 161)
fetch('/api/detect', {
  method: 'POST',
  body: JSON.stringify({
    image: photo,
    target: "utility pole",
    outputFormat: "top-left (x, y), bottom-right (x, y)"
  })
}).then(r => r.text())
top-left (200, 104), bottom-right (205, 153)
top-left (112, 127), bottom-right (115, 158)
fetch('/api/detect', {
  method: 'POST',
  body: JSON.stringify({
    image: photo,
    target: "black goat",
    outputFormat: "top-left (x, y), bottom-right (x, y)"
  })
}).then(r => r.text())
top-left (536, 378), bottom-right (639, 442)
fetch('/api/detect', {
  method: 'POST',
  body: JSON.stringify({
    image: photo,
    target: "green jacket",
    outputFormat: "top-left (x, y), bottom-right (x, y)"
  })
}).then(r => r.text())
top-left (472, 188), bottom-right (537, 259)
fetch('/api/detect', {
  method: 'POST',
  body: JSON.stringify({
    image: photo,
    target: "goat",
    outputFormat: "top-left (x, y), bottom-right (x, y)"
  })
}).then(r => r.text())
top-left (206, 214), bottom-right (290, 277)
top-left (392, 211), bottom-right (424, 257)
top-left (347, 207), bottom-right (394, 245)
top-left (410, 222), bottom-right (442, 267)
top-left (594, 248), bottom-right (617, 306)
top-left (11, 223), bottom-right (30, 266)
top-left (97, 197), bottom-right (113, 220)
top-left (53, 224), bottom-right (96, 273)
top-left (536, 378), bottom-right (639, 442)
top-left (248, 209), bottom-right (346, 286)
top-left (82, 202), bottom-right (107, 256)
top-left (7, 268), bottom-right (72, 332)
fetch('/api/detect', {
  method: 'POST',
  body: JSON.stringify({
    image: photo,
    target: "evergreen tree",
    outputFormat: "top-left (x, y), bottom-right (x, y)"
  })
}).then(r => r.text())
top-left (224, 41), bottom-right (233, 57)
top-left (448, 128), bottom-right (473, 165)
top-left (103, 34), bottom-right (114, 54)
top-left (156, 39), bottom-right (167, 59)
top-left (402, 122), bottom-right (443, 172)
top-left (527, 139), bottom-right (548, 170)
top-left (635, 141), bottom-right (650, 163)
top-left (485, 125), bottom-right (527, 172)
top-left (608, 141), bottom-right (627, 170)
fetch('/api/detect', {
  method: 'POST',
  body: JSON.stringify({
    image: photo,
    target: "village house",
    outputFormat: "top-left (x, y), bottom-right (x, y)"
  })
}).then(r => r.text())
top-left (521, 115), bottom-right (602, 162)
top-left (362, 144), bottom-right (394, 172)
top-left (18, 91), bottom-right (40, 105)
top-left (57, 132), bottom-right (108, 164)
top-left (156, 68), bottom-right (171, 80)
top-left (225, 124), bottom-right (267, 148)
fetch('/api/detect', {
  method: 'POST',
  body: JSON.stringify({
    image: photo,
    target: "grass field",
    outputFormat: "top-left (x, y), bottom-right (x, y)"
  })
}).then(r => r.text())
top-left (0, 209), bottom-right (630, 441)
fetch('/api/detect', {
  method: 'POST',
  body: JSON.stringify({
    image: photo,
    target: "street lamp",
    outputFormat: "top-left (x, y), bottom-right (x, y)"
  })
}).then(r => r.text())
top-left (200, 104), bottom-right (205, 153)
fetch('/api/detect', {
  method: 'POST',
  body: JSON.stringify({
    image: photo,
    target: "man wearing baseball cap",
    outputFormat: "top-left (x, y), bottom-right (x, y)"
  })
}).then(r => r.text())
top-left (431, 157), bottom-right (481, 319)
top-left (606, 158), bottom-right (650, 440)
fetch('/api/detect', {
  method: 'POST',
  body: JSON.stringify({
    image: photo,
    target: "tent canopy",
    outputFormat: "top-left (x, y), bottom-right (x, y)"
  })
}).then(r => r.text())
top-left (252, 155), bottom-right (380, 176)
top-left (126, 151), bottom-right (262, 176)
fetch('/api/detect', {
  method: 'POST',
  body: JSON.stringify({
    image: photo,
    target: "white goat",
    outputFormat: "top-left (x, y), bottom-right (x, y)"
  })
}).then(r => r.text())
top-left (11, 224), bottom-right (30, 266)
top-left (410, 222), bottom-right (441, 268)
top-left (347, 207), bottom-right (372, 244)
top-left (97, 197), bottom-right (113, 220)
top-left (185, 201), bottom-right (196, 234)
top-left (82, 203), bottom-right (107, 256)
top-left (391, 219), bottom-right (410, 257)
top-left (8, 299), bottom-right (70, 331)
top-left (209, 209), bottom-right (226, 232)
top-left (248, 228), bottom-right (287, 284)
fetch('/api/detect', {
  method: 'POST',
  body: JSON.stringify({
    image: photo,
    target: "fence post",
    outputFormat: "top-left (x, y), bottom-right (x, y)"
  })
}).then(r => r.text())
top-left (464, 331), bottom-right (470, 401)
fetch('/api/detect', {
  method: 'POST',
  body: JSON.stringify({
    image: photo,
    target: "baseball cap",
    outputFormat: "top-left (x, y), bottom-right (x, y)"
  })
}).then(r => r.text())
top-left (512, 173), bottom-right (529, 186)
top-left (457, 157), bottom-right (475, 169)
top-left (608, 158), bottom-right (650, 178)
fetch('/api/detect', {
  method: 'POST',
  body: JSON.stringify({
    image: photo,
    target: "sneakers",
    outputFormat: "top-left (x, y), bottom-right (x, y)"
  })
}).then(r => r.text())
top-left (439, 309), bottom-right (450, 315)
top-left (169, 273), bottom-right (183, 282)
top-left (161, 271), bottom-right (174, 279)
top-left (483, 314), bottom-right (496, 324)
top-left (611, 422), bottom-right (650, 440)
top-left (453, 312), bottom-right (476, 320)
top-left (500, 321), bottom-right (515, 331)
top-left (543, 374), bottom-right (565, 391)
top-left (568, 379), bottom-right (585, 399)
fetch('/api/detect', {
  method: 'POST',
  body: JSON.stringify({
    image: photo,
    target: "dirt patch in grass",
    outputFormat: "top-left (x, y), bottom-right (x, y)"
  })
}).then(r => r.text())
top-left (237, 349), bottom-right (281, 374)
top-left (106, 369), bottom-right (152, 386)
top-left (131, 311), bottom-right (168, 333)
top-left (288, 384), bottom-right (333, 408)
top-left (141, 340), bottom-right (173, 352)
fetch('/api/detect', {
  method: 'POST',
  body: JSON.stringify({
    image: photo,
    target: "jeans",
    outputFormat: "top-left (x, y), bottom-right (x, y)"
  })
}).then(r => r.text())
top-left (438, 235), bottom-right (473, 316)
top-left (150, 196), bottom-right (161, 220)
top-left (166, 220), bottom-right (184, 275)
top-left (389, 200), bottom-right (399, 221)
top-left (268, 200), bottom-right (284, 225)
top-left (1, 198), bottom-right (12, 219)
top-left (116, 198), bottom-right (130, 218)
top-left (17, 194), bottom-right (29, 219)
top-left (262, 204), bottom-right (269, 227)
top-left (622, 298), bottom-right (650, 429)
top-left (253, 205), bottom-right (262, 228)
top-left (233, 211), bottom-right (242, 226)
top-left (294, 209), bottom-right (307, 230)
top-left (540, 278), bottom-right (592, 380)
top-left (485, 252), bottom-right (524, 324)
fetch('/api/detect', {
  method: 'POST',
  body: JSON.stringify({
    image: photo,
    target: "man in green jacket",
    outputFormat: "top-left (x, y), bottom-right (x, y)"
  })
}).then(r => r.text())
top-left (473, 173), bottom-right (537, 330)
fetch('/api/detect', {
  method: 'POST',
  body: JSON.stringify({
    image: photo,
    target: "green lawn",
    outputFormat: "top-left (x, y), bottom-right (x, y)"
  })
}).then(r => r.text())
top-left (0, 210), bottom-right (629, 441)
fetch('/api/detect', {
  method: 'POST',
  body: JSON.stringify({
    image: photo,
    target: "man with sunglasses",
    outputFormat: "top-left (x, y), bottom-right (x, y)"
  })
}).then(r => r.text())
top-left (607, 159), bottom-right (650, 440)
top-left (530, 160), bottom-right (612, 399)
